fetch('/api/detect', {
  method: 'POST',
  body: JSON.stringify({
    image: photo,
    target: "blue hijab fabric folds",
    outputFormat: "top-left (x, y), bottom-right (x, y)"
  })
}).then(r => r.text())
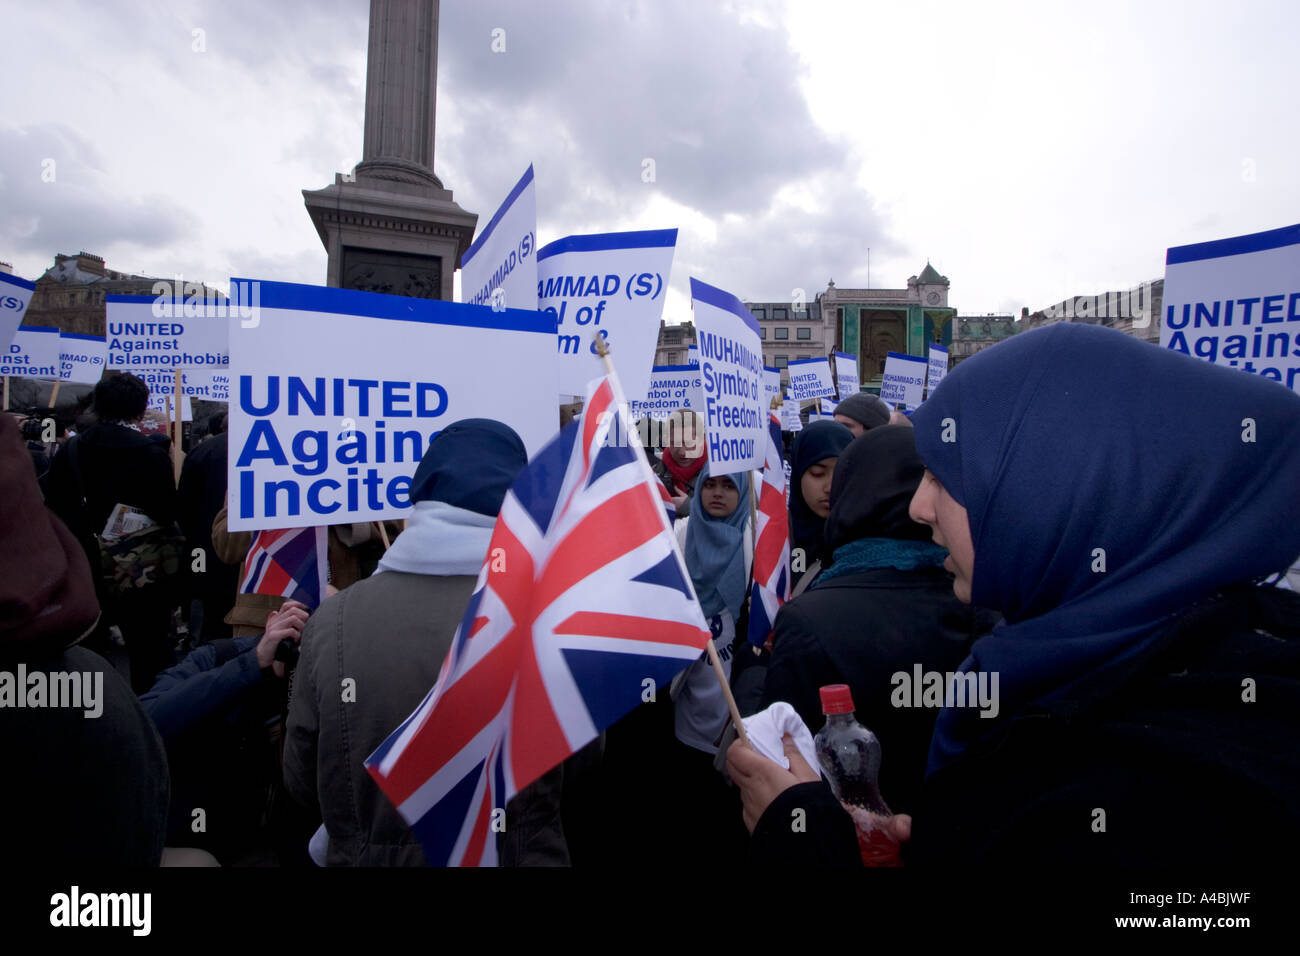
top-left (684, 463), bottom-right (752, 620)
top-left (408, 418), bottom-right (527, 516)
top-left (911, 323), bottom-right (1300, 774)
top-left (788, 420), bottom-right (854, 561)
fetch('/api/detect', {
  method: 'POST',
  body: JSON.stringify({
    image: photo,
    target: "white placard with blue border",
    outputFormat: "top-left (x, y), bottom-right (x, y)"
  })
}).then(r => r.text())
top-left (628, 364), bottom-right (704, 421)
top-left (226, 278), bottom-right (558, 532)
top-left (2, 325), bottom-right (61, 379)
top-left (786, 355), bottom-right (836, 401)
top-left (880, 351), bottom-right (927, 411)
top-left (763, 365), bottom-right (782, 408)
top-left (148, 391), bottom-right (193, 421)
top-left (0, 273), bottom-right (36, 354)
top-left (926, 344), bottom-right (949, 396)
top-left (833, 351), bottom-right (859, 398)
top-left (59, 332), bottom-right (107, 384)
top-left (781, 397), bottom-right (802, 432)
top-left (1160, 222), bottom-right (1300, 395)
top-left (106, 295), bottom-right (231, 369)
top-left (460, 164), bottom-right (538, 313)
top-left (690, 277), bottom-right (765, 475)
top-left (820, 398), bottom-right (836, 416)
top-left (687, 344), bottom-right (699, 367)
top-left (134, 367), bottom-right (231, 403)
top-left (539, 229), bottom-right (677, 401)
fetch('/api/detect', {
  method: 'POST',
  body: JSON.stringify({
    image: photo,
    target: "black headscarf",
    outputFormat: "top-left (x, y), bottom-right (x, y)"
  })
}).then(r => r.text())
top-left (788, 419), bottom-right (853, 560)
top-left (824, 425), bottom-right (932, 556)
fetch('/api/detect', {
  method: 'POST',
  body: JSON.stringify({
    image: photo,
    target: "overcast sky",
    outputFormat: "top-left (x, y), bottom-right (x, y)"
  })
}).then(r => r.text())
top-left (2, 0), bottom-right (1296, 322)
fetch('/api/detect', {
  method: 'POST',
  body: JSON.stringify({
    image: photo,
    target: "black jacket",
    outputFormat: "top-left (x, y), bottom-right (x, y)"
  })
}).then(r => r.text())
top-left (762, 565), bottom-right (997, 814)
top-left (45, 422), bottom-right (178, 542)
top-left (751, 585), bottom-right (1300, 868)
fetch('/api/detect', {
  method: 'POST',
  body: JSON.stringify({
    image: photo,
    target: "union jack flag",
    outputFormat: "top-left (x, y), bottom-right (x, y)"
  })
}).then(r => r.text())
top-left (238, 526), bottom-right (329, 610)
top-left (747, 411), bottom-right (791, 649)
top-left (365, 374), bottom-right (713, 866)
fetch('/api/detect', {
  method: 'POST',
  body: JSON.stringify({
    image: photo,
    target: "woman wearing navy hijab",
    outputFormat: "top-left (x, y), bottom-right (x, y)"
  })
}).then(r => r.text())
top-left (787, 420), bottom-right (854, 593)
top-left (728, 323), bottom-right (1300, 867)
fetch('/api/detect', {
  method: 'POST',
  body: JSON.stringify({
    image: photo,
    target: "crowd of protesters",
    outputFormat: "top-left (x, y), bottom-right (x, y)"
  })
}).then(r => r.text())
top-left (3, 322), bottom-right (1299, 868)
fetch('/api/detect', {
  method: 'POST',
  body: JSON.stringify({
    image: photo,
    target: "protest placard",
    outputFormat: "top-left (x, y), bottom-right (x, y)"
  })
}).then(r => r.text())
top-left (148, 391), bottom-right (193, 421)
top-left (763, 365), bottom-right (782, 408)
top-left (0, 273), bottom-right (36, 353)
top-left (687, 345), bottom-right (699, 367)
top-left (690, 277), bottom-right (764, 474)
top-left (539, 229), bottom-right (676, 401)
top-left (460, 164), bottom-right (537, 313)
top-left (627, 364), bottom-right (704, 420)
top-left (1161, 222), bottom-right (1300, 394)
top-left (833, 351), bottom-right (859, 398)
top-left (780, 397), bottom-right (802, 432)
top-left (820, 398), bottom-right (835, 416)
top-left (926, 344), bottom-right (949, 396)
top-left (226, 278), bottom-right (558, 531)
top-left (106, 295), bottom-right (230, 369)
top-left (787, 356), bottom-right (836, 401)
top-left (59, 332), bottom-right (107, 384)
top-left (2, 325), bottom-right (61, 379)
top-left (880, 351), bottom-right (927, 411)
top-left (134, 367), bottom-right (230, 402)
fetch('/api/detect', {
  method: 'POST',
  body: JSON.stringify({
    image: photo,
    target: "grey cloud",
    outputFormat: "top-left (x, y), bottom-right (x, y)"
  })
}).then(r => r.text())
top-left (0, 123), bottom-right (196, 259)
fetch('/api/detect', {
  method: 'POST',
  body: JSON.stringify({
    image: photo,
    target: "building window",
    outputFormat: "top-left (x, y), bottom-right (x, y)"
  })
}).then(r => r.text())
top-left (759, 327), bottom-right (766, 339)
top-left (796, 327), bottom-right (811, 340)
top-left (752, 308), bottom-right (765, 318)
top-left (774, 327), bottom-right (788, 340)
top-left (774, 308), bottom-right (788, 319)
top-left (775, 355), bottom-right (788, 368)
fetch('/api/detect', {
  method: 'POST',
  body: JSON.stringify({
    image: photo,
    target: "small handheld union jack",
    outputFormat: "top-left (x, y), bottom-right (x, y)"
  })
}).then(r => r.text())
top-left (747, 410), bottom-right (791, 649)
top-left (365, 372), bottom-right (714, 866)
top-left (238, 526), bottom-right (329, 610)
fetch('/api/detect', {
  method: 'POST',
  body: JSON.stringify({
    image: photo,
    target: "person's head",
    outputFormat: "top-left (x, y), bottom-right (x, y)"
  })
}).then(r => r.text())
top-left (833, 392), bottom-right (891, 438)
top-left (92, 373), bottom-right (149, 425)
top-left (208, 411), bottom-right (227, 435)
top-left (409, 418), bottom-right (527, 516)
top-left (700, 473), bottom-right (741, 518)
top-left (825, 425), bottom-right (936, 557)
top-left (788, 419), bottom-right (854, 555)
top-left (911, 324), bottom-right (1300, 618)
top-left (907, 468), bottom-right (975, 602)
top-left (665, 409), bottom-right (706, 460)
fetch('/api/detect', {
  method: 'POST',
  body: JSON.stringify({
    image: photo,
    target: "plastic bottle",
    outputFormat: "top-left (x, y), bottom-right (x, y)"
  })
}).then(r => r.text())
top-left (813, 684), bottom-right (902, 866)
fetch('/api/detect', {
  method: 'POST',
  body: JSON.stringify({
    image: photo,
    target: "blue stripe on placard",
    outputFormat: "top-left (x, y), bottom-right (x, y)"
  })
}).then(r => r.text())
top-left (232, 278), bottom-right (556, 335)
top-left (461, 164), bottom-right (535, 267)
top-left (651, 364), bottom-right (698, 373)
top-left (787, 356), bottom-right (828, 368)
top-left (60, 332), bottom-right (106, 343)
top-left (689, 278), bottom-right (760, 336)
top-left (928, 344), bottom-right (948, 355)
top-left (764, 365), bottom-right (779, 373)
top-left (0, 273), bottom-right (37, 291)
top-left (886, 351), bottom-right (927, 366)
top-left (537, 229), bottom-right (678, 262)
top-left (17, 325), bottom-right (59, 335)
top-left (833, 351), bottom-right (855, 362)
top-left (1166, 223), bottom-right (1300, 265)
top-left (105, 295), bottom-right (231, 306)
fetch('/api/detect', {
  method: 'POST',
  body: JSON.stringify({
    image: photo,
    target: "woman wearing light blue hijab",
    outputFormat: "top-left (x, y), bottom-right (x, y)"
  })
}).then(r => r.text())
top-left (673, 462), bottom-right (753, 754)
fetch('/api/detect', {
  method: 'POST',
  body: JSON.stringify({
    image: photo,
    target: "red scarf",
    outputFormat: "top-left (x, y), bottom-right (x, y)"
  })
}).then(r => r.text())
top-left (661, 447), bottom-right (706, 492)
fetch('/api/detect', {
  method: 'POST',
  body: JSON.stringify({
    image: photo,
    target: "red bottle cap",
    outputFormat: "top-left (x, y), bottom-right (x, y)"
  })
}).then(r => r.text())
top-left (819, 684), bottom-right (855, 715)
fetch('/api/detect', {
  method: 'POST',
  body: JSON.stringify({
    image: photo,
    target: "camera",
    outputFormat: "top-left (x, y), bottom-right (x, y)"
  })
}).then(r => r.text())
top-left (274, 637), bottom-right (300, 668)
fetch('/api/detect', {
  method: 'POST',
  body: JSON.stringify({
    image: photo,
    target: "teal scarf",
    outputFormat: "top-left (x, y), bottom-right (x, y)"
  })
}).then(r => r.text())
top-left (812, 538), bottom-right (949, 588)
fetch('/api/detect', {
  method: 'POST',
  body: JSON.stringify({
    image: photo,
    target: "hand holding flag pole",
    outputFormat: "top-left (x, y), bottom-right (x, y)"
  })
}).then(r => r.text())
top-left (592, 332), bottom-right (753, 750)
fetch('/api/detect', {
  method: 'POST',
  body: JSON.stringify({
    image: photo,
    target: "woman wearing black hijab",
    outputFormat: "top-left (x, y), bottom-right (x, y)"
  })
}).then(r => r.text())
top-left (761, 425), bottom-right (997, 814)
top-left (787, 420), bottom-right (853, 593)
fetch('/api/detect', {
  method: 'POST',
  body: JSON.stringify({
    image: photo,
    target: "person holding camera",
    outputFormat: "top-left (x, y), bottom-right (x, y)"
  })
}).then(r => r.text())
top-left (139, 600), bottom-right (312, 865)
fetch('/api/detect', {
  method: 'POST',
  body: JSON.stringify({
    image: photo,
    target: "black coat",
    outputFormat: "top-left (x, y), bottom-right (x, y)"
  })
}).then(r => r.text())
top-left (751, 585), bottom-right (1300, 868)
top-left (761, 565), bottom-right (997, 814)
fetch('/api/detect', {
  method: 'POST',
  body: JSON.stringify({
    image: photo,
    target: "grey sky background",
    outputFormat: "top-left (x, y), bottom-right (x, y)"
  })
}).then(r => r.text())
top-left (1, 0), bottom-right (1295, 322)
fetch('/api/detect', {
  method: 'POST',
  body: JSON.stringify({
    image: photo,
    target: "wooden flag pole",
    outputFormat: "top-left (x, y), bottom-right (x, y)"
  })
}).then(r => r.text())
top-left (48, 381), bottom-right (61, 408)
top-left (593, 333), bottom-right (752, 750)
top-left (172, 369), bottom-right (183, 483)
top-left (374, 521), bottom-right (391, 551)
top-left (2, 376), bottom-right (8, 414)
